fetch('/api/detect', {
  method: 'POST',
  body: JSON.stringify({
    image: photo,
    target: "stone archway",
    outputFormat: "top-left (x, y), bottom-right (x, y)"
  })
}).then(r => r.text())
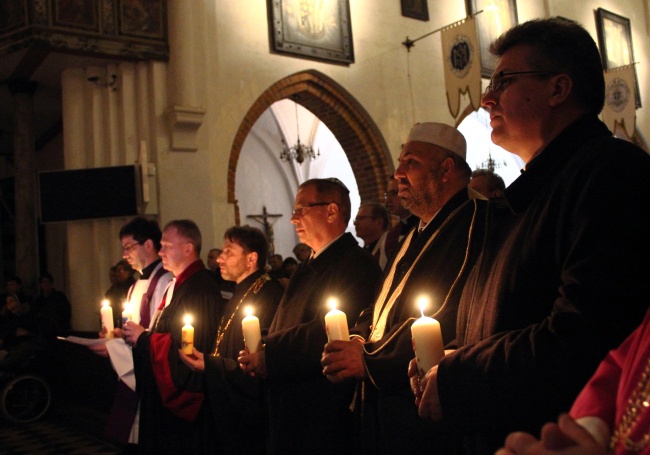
top-left (228, 70), bottom-right (392, 221)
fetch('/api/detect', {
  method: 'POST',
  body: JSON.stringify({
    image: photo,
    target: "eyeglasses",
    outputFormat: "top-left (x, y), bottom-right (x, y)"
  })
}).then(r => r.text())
top-left (384, 191), bottom-right (398, 200)
top-left (484, 70), bottom-right (557, 94)
top-left (122, 242), bottom-right (141, 252)
top-left (353, 216), bottom-right (374, 223)
top-left (292, 202), bottom-right (332, 217)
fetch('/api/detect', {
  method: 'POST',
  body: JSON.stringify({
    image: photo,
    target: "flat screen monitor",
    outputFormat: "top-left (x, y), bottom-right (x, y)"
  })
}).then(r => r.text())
top-left (39, 165), bottom-right (141, 223)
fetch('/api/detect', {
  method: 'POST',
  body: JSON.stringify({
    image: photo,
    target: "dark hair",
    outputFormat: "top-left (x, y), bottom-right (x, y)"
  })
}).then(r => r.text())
top-left (119, 217), bottom-right (163, 252)
top-left (359, 202), bottom-right (390, 230)
top-left (282, 257), bottom-right (298, 268)
top-left (300, 178), bottom-right (352, 224)
top-left (471, 169), bottom-right (506, 192)
top-left (6, 275), bottom-right (22, 285)
top-left (223, 225), bottom-right (269, 269)
top-left (39, 272), bottom-right (54, 283)
top-left (490, 17), bottom-right (605, 114)
top-left (164, 219), bottom-right (202, 256)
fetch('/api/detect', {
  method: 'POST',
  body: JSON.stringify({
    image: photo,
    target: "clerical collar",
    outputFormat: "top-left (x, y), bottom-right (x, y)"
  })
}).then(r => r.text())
top-left (312, 232), bottom-right (345, 260)
top-left (139, 259), bottom-right (162, 279)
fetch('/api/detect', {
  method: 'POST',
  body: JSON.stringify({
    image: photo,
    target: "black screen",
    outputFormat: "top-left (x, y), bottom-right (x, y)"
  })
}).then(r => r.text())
top-left (39, 165), bottom-right (140, 223)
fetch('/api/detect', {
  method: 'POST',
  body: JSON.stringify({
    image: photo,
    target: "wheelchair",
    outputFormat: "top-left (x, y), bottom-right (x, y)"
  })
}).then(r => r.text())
top-left (0, 349), bottom-right (52, 423)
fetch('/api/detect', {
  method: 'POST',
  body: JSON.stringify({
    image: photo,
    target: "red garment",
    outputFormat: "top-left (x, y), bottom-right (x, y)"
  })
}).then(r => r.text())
top-left (570, 308), bottom-right (650, 454)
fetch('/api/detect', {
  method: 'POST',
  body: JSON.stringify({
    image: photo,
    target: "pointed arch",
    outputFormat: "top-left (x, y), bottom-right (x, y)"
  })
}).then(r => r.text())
top-left (228, 70), bottom-right (392, 218)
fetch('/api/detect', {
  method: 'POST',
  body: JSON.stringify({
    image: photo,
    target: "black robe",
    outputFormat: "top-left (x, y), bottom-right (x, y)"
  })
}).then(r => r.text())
top-left (204, 270), bottom-right (283, 454)
top-left (133, 260), bottom-right (223, 454)
top-left (265, 233), bottom-right (382, 455)
top-left (355, 189), bottom-right (486, 454)
top-left (439, 115), bottom-right (650, 453)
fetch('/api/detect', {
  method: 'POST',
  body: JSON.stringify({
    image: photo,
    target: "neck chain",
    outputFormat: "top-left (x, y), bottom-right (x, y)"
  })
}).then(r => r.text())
top-left (212, 273), bottom-right (270, 356)
top-left (610, 354), bottom-right (650, 453)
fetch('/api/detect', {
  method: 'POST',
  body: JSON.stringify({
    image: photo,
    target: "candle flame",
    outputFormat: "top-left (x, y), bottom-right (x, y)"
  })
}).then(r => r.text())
top-left (102, 299), bottom-right (110, 307)
top-left (244, 306), bottom-right (254, 317)
top-left (417, 296), bottom-right (429, 318)
top-left (183, 314), bottom-right (193, 325)
top-left (327, 298), bottom-right (338, 311)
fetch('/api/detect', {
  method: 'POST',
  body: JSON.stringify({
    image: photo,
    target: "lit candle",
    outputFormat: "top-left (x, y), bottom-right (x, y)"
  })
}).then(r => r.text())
top-left (100, 299), bottom-right (115, 339)
top-left (181, 314), bottom-right (194, 355)
top-left (242, 306), bottom-right (262, 353)
top-left (122, 302), bottom-right (133, 326)
top-left (324, 298), bottom-right (349, 342)
top-left (411, 297), bottom-right (444, 376)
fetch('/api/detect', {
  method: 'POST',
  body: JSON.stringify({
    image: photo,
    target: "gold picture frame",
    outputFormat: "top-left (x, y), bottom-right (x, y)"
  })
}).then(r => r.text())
top-left (268, 0), bottom-right (354, 64)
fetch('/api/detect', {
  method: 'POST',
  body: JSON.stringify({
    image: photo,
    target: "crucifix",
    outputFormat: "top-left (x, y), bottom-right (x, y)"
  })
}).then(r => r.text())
top-left (247, 206), bottom-right (283, 255)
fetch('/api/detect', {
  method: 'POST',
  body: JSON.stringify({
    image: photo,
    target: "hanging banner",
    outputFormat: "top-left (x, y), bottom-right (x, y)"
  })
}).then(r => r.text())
top-left (602, 65), bottom-right (636, 138)
top-left (441, 17), bottom-right (481, 118)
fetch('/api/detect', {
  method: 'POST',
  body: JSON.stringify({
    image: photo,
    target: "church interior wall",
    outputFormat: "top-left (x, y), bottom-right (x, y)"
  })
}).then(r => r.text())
top-left (24, 0), bottom-right (649, 330)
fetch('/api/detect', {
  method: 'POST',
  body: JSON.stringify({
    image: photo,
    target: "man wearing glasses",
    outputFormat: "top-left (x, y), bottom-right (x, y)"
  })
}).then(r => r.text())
top-left (239, 178), bottom-right (381, 454)
top-left (90, 217), bottom-right (173, 450)
top-left (411, 17), bottom-right (650, 455)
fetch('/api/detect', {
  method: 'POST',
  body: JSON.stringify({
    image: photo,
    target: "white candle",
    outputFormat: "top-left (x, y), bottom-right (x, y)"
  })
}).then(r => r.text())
top-left (411, 297), bottom-right (444, 376)
top-left (242, 306), bottom-right (262, 353)
top-left (122, 302), bottom-right (133, 326)
top-left (100, 299), bottom-right (115, 339)
top-left (324, 298), bottom-right (349, 342)
top-left (181, 314), bottom-right (194, 355)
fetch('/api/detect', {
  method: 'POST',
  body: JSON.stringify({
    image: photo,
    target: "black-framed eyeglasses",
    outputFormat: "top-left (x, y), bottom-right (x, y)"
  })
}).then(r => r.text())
top-left (292, 202), bottom-right (332, 217)
top-left (353, 216), bottom-right (374, 223)
top-left (122, 242), bottom-right (141, 252)
top-left (484, 70), bottom-right (558, 94)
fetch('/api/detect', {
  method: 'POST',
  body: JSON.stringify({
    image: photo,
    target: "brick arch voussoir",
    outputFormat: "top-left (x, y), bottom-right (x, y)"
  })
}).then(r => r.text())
top-left (227, 70), bottom-right (392, 210)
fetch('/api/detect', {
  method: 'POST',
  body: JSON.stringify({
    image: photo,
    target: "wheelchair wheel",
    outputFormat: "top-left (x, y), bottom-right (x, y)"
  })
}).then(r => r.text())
top-left (1, 374), bottom-right (51, 423)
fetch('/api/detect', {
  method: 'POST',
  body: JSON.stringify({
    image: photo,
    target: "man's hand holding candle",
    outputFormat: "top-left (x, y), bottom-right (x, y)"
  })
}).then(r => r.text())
top-left (321, 338), bottom-right (365, 383)
top-left (238, 348), bottom-right (267, 378)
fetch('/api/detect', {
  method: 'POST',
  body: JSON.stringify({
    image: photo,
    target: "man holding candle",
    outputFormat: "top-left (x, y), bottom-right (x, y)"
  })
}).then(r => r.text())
top-left (178, 225), bottom-right (283, 454)
top-left (124, 219), bottom-right (223, 453)
top-left (321, 122), bottom-right (486, 454)
top-left (89, 217), bottom-right (173, 449)
top-left (410, 18), bottom-right (650, 455)
top-left (239, 178), bottom-right (382, 454)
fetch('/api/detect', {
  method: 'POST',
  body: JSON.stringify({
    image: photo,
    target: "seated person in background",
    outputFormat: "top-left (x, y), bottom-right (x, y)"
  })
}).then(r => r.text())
top-left (34, 272), bottom-right (71, 336)
top-left (468, 168), bottom-right (506, 198)
top-left (267, 253), bottom-right (285, 281)
top-left (0, 293), bottom-right (50, 372)
top-left (496, 305), bottom-right (650, 455)
top-left (279, 257), bottom-right (298, 289)
top-left (105, 260), bottom-right (135, 328)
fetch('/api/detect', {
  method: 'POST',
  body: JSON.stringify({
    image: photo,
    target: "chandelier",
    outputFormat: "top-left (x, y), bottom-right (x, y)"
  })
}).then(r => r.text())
top-left (280, 104), bottom-right (320, 164)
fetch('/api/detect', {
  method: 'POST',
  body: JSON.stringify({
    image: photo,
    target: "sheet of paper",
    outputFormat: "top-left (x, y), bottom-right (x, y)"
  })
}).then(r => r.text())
top-left (57, 335), bottom-right (108, 346)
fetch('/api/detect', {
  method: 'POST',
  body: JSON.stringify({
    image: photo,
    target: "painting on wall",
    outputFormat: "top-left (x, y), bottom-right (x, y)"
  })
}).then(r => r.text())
top-left (595, 8), bottom-right (641, 107)
top-left (53, 0), bottom-right (99, 31)
top-left (268, 0), bottom-right (354, 64)
top-left (465, 0), bottom-right (518, 78)
top-left (119, 0), bottom-right (166, 39)
top-left (401, 0), bottom-right (429, 21)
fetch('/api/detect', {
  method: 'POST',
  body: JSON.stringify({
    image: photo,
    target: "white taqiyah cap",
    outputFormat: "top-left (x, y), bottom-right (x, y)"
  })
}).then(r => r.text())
top-left (406, 122), bottom-right (467, 160)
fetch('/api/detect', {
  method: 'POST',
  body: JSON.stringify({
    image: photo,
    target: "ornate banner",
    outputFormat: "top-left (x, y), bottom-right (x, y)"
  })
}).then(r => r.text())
top-left (441, 17), bottom-right (481, 118)
top-left (602, 65), bottom-right (637, 138)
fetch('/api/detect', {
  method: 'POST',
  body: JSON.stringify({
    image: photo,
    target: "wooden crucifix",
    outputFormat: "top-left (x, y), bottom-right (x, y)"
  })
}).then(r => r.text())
top-left (247, 206), bottom-right (283, 255)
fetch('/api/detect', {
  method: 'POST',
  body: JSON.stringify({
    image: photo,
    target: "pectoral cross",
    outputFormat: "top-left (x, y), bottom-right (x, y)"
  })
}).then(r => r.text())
top-left (247, 206), bottom-right (283, 255)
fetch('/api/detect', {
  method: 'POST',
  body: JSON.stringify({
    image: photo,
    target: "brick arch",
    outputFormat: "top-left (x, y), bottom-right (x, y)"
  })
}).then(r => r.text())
top-left (228, 70), bottom-right (392, 216)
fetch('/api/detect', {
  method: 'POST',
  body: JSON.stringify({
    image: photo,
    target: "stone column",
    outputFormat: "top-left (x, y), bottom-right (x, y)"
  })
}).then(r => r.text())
top-left (9, 81), bottom-right (39, 293)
